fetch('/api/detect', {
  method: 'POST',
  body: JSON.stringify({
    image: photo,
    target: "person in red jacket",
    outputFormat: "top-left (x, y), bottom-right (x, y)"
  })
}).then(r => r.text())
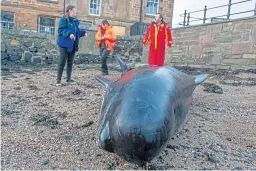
top-left (143, 13), bottom-right (173, 66)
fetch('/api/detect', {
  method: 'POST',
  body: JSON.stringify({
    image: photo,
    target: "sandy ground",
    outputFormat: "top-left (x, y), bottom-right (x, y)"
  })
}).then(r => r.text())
top-left (1, 65), bottom-right (256, 170)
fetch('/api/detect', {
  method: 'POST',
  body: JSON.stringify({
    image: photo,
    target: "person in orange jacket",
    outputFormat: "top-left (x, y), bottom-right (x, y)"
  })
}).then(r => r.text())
top-left (143, 13), bottom-right (173, 66)
top-left (95, 20), bottom-right (117, 75)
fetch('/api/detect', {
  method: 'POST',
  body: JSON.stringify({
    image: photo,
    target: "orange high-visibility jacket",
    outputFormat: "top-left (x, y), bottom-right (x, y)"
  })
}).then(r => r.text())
top-left (95, 25), bottom-right (117, 51)
top-left (143, 22), bottom-right (172, 66)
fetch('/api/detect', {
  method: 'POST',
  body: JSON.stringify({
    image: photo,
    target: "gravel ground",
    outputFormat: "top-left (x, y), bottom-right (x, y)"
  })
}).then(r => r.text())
top-left (1, 65), bottom-right (256, 170)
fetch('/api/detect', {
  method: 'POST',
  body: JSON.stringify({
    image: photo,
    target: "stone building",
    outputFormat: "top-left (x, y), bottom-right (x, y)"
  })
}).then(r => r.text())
top-left (1, 0), bottom-right (174, 36)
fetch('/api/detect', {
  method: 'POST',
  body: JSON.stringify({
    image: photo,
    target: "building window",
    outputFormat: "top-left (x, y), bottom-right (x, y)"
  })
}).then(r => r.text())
top-left (38, 16), bottom-right (56, 35)
top-left (1, 11), bottom-right (15, 29)
top-left (89, 0), bottom-right (101, 16)
top-left (146, 0), bottom-right (159, 16)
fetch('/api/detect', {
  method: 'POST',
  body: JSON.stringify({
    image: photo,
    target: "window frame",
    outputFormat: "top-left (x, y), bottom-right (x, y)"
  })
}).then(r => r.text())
top-left (1, 11), bottom-right (15, 29)
top-left (37, 16), bottom-right (56, 35)
top-left (88, 0), bottom-right (101, 16)
top-left (146, 0), bottom-right (159, 16)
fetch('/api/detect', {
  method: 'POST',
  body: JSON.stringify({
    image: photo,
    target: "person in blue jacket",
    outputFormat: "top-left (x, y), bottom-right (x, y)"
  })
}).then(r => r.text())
top-left (56, 5), bottom-right (86, 86)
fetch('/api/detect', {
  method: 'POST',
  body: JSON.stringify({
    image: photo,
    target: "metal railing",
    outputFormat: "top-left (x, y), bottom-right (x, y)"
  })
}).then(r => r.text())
top-left (179, 0), bottom-right (256, 26)
top-left (130, 22), bottom-right (151, 36)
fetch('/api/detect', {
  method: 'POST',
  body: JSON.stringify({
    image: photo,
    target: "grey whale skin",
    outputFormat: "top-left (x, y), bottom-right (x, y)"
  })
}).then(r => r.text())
top-left (95, 57), bottom-right (208, 166)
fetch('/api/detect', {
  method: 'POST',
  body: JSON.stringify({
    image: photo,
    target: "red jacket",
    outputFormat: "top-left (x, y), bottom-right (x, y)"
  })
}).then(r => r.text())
top-left (143, 22), bottom-right (172, 49)
top-left (143, 22), bottom-right (173, 66)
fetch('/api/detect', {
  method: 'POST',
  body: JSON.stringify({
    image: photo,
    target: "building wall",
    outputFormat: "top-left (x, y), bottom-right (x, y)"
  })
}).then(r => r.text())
top-left (1, 0), bottom-right (64, 30)
top-left (1, 0), bottom-right (174, 36)
top-left (74, 0), bottom-right (174, 35)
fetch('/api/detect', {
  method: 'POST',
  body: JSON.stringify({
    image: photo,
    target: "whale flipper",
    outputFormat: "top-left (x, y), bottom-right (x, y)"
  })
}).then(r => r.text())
top-left (194, 74), bottom-right (209, 85)
top-left (115, 56), bottom-right (129, 74)
top-left (95, 75), bottom-right (113, 90)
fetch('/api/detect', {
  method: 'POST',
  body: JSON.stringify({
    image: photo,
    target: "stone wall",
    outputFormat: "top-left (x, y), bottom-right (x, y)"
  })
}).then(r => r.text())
top-left (2, 16), bottom-right (256, 70)
top-left (1, 29), bottom-right (59, 66)
top-left (164, 16), bottom-right (256, 70)
top-left (1, 29), bottom-right (143, 66)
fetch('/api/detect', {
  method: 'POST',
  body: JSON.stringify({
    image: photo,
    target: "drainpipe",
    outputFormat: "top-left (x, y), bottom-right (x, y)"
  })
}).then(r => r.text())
top-left (63, 0), bottom-right (66, 14)
top-left (139, 0), bottom-right (143, 35)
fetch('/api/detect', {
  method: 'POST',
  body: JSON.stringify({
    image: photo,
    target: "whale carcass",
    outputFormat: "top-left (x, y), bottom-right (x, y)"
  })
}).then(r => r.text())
top-left (95, 57), bottom-right (208, 166)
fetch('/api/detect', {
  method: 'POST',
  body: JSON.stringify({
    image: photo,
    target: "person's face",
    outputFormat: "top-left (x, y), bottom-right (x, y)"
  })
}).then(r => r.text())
top-left (155, 14), bottom-right (161, 23)
top-left (69, 8), bottom-right (77, 17)
top-left (102, 24), bottom-right (107, 29)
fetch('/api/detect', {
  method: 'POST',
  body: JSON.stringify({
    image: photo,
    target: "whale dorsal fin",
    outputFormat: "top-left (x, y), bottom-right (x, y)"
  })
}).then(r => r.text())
top-left (95, 75), bottom-right (113, 90)
top-left (115, 56), bottom-right (129, 74)
top-left (194, 74), bottom-right (209, 85)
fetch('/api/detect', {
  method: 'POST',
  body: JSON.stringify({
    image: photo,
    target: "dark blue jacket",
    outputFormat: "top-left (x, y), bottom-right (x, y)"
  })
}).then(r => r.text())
top-left (57, 16), bottom-right (86, 52)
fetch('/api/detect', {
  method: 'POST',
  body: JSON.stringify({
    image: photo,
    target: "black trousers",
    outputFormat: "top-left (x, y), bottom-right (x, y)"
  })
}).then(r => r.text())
top-left (57, 47), bottom-right (75, 82)
top-left (100, 48), bottom-right (110, 74)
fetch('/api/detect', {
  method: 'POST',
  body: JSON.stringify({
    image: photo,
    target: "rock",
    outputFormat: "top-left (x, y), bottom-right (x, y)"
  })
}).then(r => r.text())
top-left (46, 42), bottom-right (55, 50)
top-left (49, 49), bottom-right (59, 55)
top-left (21, 46), bottom-right (29, 51)
top-left (29, 47), bottom-right (37, 52)
top-left (75, 121), bottom-right (94, 129)
top-left (74, 58), bottom-right (82, 64)
top-left (34, 53), bottom-right (45, 57)
top-left (43, 159), bottom-right (49, 165)
top-left (7, 46), bottom-right (17, 52)
top-left (1, 53), bottom-right (8, 60)
top-left (1, 59), bottom-right (8, 65)
top-left (204, 152), bottom-right (218, 163)
top-left (9, 55), bottom-right (21, 61)
top-left (24, 40), bottom-right (33, 47)
top-left (10, 39), bottom-right (20, 46)
top-left (23, 51), bottom-right (33, 63)
top-left (202, 83), bottom-right (224, 94)
top-left (1, 43), bottom-right (6, 52)
top-left (32, 56), bottom-right (42, 64)
top-left (34, 42), bottom-right (41, 48)
top-left (71, 89), bottom-right (82, 95)
top-left (53, 56), bottom-right (60, 64)
top-left (80, 55), bottom-right (90, 64)
top-left (124, 52), bottom-right (129, 57)
top-left (37, 48), bottom-right (46, 54)
top-left (61, 135), bottom-right (73, 141)
top-left (7, 50), bottom-right (17, 56)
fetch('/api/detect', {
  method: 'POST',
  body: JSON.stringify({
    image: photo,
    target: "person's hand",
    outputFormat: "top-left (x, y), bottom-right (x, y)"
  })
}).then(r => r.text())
top-left (166, 44), bottom-right (171, 48)
top-left (70, 34), bottom-right (75, 40)
top-left (85, 32), bottom-right (88, 37)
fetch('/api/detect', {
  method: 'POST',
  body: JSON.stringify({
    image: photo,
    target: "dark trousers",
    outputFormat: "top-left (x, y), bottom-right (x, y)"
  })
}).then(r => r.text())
top-left (57, 47), bottom-right (75, 82)
top-left (100, 48), bottom-right (111, 74)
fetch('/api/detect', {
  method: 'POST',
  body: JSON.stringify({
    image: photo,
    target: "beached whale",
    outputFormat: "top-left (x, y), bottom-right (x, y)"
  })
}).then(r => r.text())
top-left (95, 57), bottom-right (208, 166)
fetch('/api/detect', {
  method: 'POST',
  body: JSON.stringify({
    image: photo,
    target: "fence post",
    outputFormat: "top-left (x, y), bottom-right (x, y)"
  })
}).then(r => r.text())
top-left (183, 10), bottom-right (187, 26)
top-left (203, 5), bottom-right (207, 24)
top-left (187, 13), bottom-right (190, 26)
top-left (254, 1), bottom-right (256, 16)
top-left (227, 0), bottom-right (232, 19)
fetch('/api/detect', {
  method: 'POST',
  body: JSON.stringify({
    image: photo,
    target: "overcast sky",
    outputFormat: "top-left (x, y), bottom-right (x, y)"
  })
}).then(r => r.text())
top-left (172, 0), bottom-right (255, 27)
